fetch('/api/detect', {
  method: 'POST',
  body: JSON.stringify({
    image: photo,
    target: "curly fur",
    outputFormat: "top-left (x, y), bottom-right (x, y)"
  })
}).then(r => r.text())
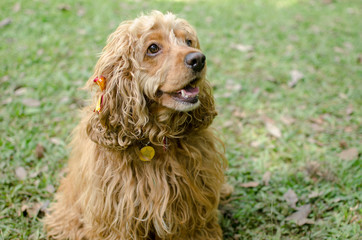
top-left (45, 11), bottom-right (231, 240)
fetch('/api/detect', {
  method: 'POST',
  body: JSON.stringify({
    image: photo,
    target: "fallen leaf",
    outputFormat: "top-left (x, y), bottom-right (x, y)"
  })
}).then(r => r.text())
top-left (14, 87), bottom-right (27, 96)
top-left (266, 122), bottom-right (282, 138)
top-left (357, 55), bottom-right (362, 64)
top-left (58, 4), bottom-right (71, 11)
top-left (77, 7), bottom-right (86, 17)
top-left (283, 189), bottom-right (298, 209)
top-left (50, 137), bottom-right (63, 145)
top-left (240, 181), bottom-right (259, 188)
top-left (13, 2), bottom-right (21, 12)
top-left (1, 75), bottom-right (9, 83)
top-left (2, 98), bottom-right (12, 105)
top-left (349, 215), bottom-right (359, 224)
top-left (280, 116), bottom-right (296, 125)
top-left (322, 0), bottom-right (332, 4)
top-left (16, 167), bottom-right (27, 180)
top-left (0, 18), bottom-right (12, 28)
top-left (310, 117), bottom-right (324, 125)
top-left (232, 109), bottom-right (246, 119)
top-left (288, 70), bottom-right (304, 88)
top-left (22, 98), bottom-right (41, 107)
top-left (308, 191), bottom-right (322, 199)
top-left (37, 49), bottom-right (44, 56)
top-left (233, 234), bottom-right (241, 240)
top-left (346, 104), bottom-right (353, 115)
top-left (35, 144), bottom-right (45, 159)
top-left (46, 184), bottom-right (55, 193)
top-left (262, 171), bottom-right (271, 186)
top-left (344, 126), bottom-right (353, 133)
top-left (250, 140), bottom-right (261, 148)
top-left (305, 161), bottom-right (335, 182)
top-left (307, 137), bottom-right (324, 147)
top-left (231, 43), bottom-right (254, 52)
top-left (334, 46), bottom-right (344, 54)
top-left (222, 120), bottom-right (234, 129)
top-left (22, 201), bottom-right (49, 218)
top-left (339, 140), bottom-right (348, 149)
top-left (310, 123), bottom-right (324, 132)
top-left (286, 204), bottom-right (314, 225)
top-left (349, 204), bottom-right (359, 211)
top-left (338, 148), bottom-right (358, 161)
top-left (41, 165), bottom-right (49, 172)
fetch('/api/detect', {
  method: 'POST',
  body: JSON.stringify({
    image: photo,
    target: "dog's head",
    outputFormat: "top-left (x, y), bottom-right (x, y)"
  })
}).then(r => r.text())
top-left (87, 11), bottom-right (217, 149)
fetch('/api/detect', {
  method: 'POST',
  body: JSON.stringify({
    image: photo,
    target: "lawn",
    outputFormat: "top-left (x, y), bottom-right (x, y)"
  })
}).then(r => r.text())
top-left (0, 0), bottom-right (361, 239)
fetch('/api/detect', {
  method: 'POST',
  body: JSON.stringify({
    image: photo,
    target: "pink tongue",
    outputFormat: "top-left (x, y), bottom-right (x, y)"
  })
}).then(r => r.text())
top-left (179, 87), bottom-right (199, 97)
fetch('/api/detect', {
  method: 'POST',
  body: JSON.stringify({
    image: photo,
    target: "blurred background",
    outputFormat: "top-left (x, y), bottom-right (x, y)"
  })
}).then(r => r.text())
top-left (0, 0), bottom-right (361, 239)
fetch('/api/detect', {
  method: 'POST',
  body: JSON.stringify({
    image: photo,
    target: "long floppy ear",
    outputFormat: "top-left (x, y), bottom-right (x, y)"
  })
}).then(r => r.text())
top-left (86, 22), bottom-right (149, 150)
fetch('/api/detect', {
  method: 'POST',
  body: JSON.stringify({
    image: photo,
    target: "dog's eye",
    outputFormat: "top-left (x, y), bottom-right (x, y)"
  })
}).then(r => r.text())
top-left (147, 44), bottom-right (160, 55)
top-left (186, 39), bottom-right (192, 47)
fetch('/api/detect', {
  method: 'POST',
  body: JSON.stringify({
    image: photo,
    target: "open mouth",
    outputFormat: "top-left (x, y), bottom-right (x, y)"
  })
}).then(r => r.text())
top-left (170, 78), bottom-right (200, 104)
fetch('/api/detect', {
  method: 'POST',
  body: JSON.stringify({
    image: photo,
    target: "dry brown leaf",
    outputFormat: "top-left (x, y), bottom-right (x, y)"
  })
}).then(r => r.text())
top-left (50, 137), bottom-right (63, 145)
top-left (250, 140), bottom-right (261, 148)
top-left (286, 204), bottom-right (314, 226)
top-left (266, 122), bottom-right (282, 138)
top-left (308, 191), bottom-right (322, 199)
top-left (46, 184), bottom-right (55, 193)
top-left (223, 120), bottom-right (234, 128)
top-left (1, 75), bottom-right (9, 83)
top-left (288, 70), bottom-right (304, 88)
top-left (283, 189), bottom-right (298, 209)
top-left (338, 148), bottom-right (358, 161)
top-left (233, 109), bottom-right (246, 119)
top-left (339, 140), bottom-right (348, 149)
top-left (231, 43), bottom-right (254, 52)
top-left (240, 181), bottom-right (259, 188)
top-left (310, 117), bottom-right (324, 125)
top-left (280, 116), bottom-right (296, 125)
top-left (262, 171), bottom-right (271, 186)
top-left (0, 18), bottom-right (12, 28)
top-left (22, 201), bottom-right (49, 218)
top-left (357, 55), bottom-right (362, 64)
top-left (13, 3), bottom-right (21, 12)
top-left (344, 126), bottom-right (353, 133)
top-left (35, 144), bottom-right (45, 159)
top-left (77, 7), bottom-right (86, 17)
top-left (14, 87), bottom-right (27, 96)
top-left (58, 4), bottom-right (71, 11)
top-left (346, 104), bottom-right (354, 115)
top-left (15, 167), bottom-right (27, 180)
top-left (22, 98), bottom-right (41, 107)
top-left (310, 123), bottom-right (324, 132)
top-left (305, 161), bottom-right (335, 182)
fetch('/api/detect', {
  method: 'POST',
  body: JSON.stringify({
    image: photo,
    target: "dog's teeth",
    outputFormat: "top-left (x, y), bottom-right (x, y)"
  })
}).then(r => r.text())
top-left (181, 90), bottom-right (187, 98)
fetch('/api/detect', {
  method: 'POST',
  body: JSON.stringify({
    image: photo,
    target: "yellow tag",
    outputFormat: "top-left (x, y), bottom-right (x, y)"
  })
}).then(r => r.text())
top-left (139, 146), bottom-right (155, 161)
top-left (95, 95), bottom-right (102, 112)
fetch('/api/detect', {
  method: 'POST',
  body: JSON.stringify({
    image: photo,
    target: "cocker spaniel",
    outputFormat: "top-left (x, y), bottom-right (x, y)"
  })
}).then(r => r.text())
top-left (45, 11), bottom-right (231, 240)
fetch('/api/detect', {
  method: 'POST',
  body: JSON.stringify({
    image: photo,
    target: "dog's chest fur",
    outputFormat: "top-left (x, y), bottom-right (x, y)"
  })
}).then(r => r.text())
top-left (76, 131), bottom-right (223, 238)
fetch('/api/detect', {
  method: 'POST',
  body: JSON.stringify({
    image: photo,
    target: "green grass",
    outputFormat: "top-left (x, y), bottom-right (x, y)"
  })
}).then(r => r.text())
top-left (1, 0), bottom-right (361, 239)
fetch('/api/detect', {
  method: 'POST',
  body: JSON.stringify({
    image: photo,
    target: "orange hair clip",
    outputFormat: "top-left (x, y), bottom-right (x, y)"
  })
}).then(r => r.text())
top-left (94, 76), bottom-right (106, 91)
top-left (93, 76), bottom-right (106, 113)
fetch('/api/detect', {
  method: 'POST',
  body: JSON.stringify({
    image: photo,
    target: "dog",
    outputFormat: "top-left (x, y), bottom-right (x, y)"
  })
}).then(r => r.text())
top-left (45, 11), bottom-right (231, 240)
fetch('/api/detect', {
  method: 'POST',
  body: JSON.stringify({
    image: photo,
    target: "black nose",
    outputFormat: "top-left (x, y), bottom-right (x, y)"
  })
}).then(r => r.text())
top-left (184, 52), bottom-right (206, 72)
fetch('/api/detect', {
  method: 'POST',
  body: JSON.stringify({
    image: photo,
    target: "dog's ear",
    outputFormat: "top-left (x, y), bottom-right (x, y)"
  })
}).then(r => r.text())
top-left (86, 22), bottom-right (149, 150)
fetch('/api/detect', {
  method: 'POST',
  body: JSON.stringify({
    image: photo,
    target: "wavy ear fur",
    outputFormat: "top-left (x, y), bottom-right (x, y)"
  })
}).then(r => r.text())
top-left (86, 22), bottom-right (149, 150)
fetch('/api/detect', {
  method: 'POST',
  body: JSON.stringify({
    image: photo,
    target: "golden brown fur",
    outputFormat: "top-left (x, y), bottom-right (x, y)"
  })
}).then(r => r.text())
top-left (45, 11), bottom-right (230, 240)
